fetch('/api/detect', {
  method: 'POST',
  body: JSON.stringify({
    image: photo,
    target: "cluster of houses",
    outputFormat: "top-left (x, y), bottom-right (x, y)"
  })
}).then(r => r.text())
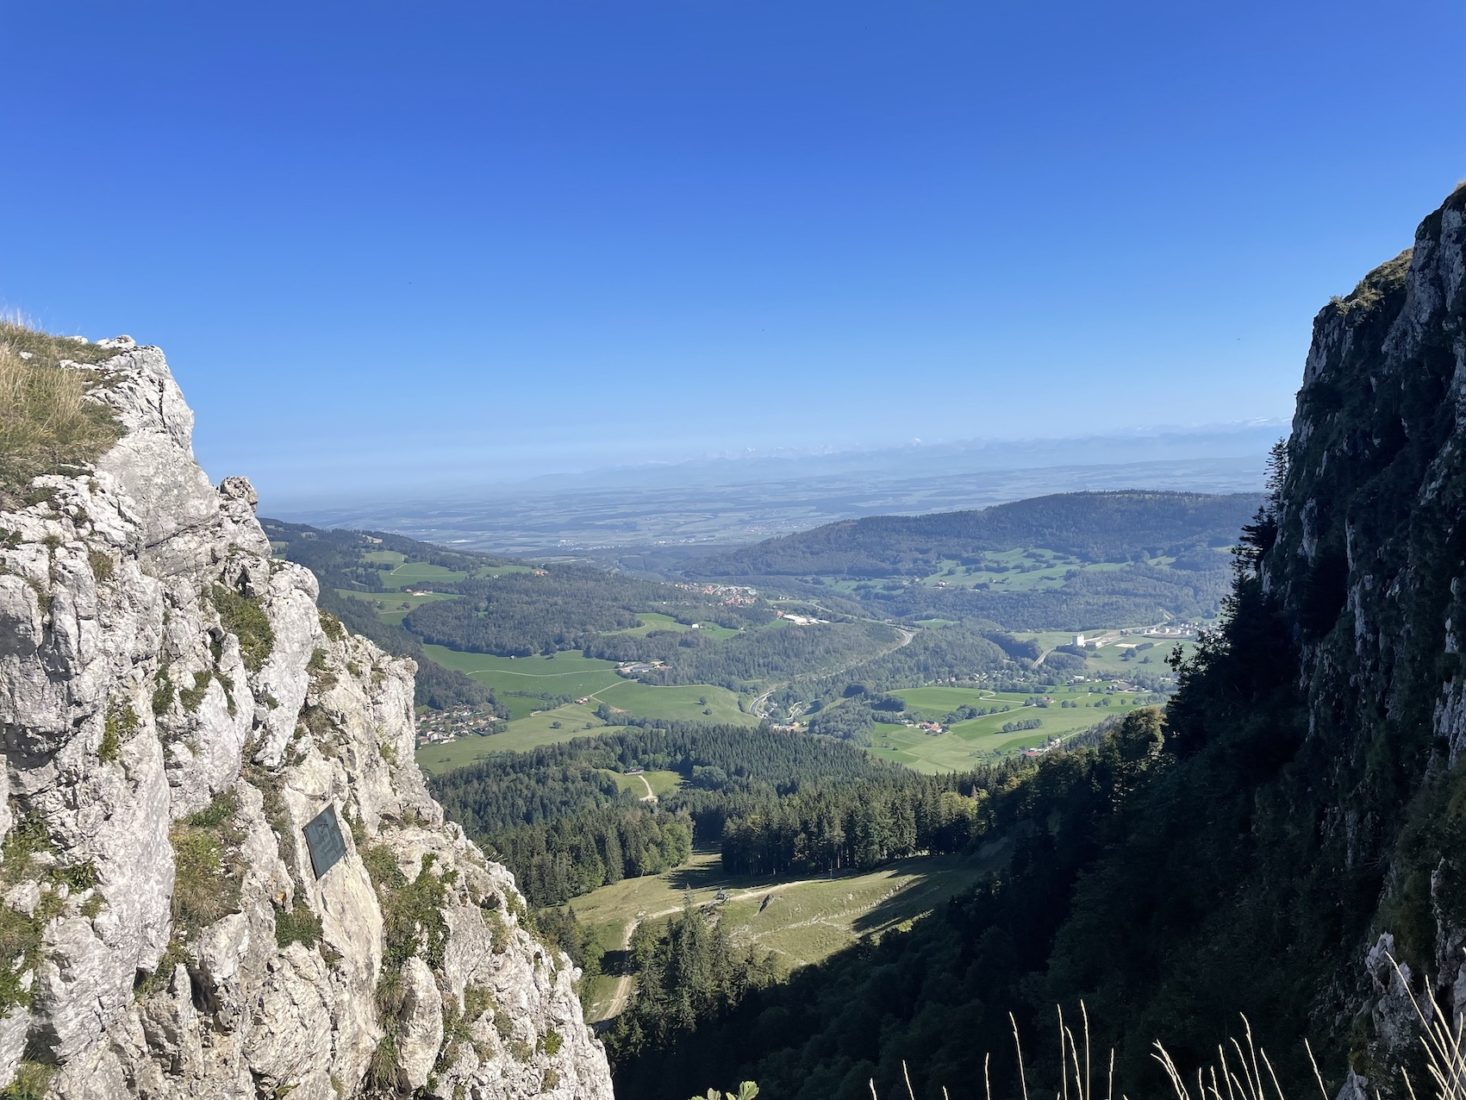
top-left (414, 705), bottom-right (501, 746)
top-left (616, 660), bottom-right (666, 679)
top-left (675, 582), bottom-right (759, 607)
top-left (895, 719), bottom-right (947, 735)
top-left (1022, 737), bottom-right (1063, 759)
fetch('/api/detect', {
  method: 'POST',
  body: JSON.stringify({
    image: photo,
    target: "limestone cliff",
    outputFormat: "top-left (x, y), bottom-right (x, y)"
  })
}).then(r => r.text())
top-left (1258, 185), bottom-right (1466, 1078)
top-left (0, 343), bottom-right (614, 1099)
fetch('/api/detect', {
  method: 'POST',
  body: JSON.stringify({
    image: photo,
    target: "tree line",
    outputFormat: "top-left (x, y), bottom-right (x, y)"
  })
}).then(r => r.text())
top-left (605, 903), bottom-right (779, 1066)
top-left (428, 724), bottom-right (909, 905)
top-left (609, 708), bottom-right (1174, 1100)
top-left (718, 776), bottom-right (997, 877)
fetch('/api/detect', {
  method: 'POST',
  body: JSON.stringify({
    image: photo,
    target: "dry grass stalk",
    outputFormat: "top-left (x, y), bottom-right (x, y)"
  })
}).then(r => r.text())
top-left (0, 321), bottom-right (120, 497)
top-left (868, 991), bottom-right (1462, 1100)
top-left (1389, 956), bottom-right (1466, 1100)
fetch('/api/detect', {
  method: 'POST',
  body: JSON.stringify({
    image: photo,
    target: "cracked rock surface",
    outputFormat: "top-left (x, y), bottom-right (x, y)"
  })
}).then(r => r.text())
top-left (0, 344), bottom-right (614, 1100)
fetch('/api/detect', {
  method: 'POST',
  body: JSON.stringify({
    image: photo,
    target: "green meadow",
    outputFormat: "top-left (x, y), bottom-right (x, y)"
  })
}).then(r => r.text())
top-left (593, 680), bottom-right (754, 726)
top-left (601, 769), bottom-right (683, 798)
top-left (411, 648), bottom-right (753, 774)
top-left (865, 684), bottom-right (1157, 772)
top-left (574, 848), bottom-right (999, 1021)
top-left (915, 550), bottom-right (1182, 593)
top-left (359, 549), bottom-right (530, 591)
top-left (335, 588), bottom-right (458, 626)
top-left (415, 707), bottom-right (635, 775)
top-left (610, 612), bottom-right (739, 640)
top-left (377, 561), bottom-right (467, 590)
top-left (420, 646), bottom-right (625, 700)
top-left (1081, 636), bottom-right (1196, 674)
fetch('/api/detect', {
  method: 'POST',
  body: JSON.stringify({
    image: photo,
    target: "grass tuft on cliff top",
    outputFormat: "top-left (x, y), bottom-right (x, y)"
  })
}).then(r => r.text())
top-left (1326, 248), bottom-right (1413, 319)
top-left (0, 320), bottom-right (122, 504)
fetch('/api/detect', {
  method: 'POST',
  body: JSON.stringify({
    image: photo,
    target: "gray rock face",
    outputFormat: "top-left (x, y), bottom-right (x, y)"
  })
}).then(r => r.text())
top-left (0, 345), bottom-right (614, 1099)
top-left (1263, 187), bottom-right (1466, 1084)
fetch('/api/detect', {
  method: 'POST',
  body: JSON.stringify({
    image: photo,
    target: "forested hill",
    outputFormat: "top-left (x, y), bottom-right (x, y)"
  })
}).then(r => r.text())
top-left (262, 518), bottom-right (511, 709)
top-left (696, 490), bottom-right (1260, 577)
top-left (608, 189), bottom-right (1466, 1100)
top-left (684, 490), bottom-right (1261, 630)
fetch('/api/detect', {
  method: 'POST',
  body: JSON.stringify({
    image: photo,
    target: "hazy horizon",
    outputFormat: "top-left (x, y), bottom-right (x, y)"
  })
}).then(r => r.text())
top-left (260, 418), bottom-right (1284, 513)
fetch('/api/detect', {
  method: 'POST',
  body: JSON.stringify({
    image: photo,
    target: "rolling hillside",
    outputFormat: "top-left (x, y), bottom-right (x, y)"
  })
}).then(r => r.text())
top-left (690, 490), bottom-right (1261, 630)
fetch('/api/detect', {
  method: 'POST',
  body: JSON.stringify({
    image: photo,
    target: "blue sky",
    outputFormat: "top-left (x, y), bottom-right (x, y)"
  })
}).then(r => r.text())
top-left (5, 1), bottom-right (1463, 505)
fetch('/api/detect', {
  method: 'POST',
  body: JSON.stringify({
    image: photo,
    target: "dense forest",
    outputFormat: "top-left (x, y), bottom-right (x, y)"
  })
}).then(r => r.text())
top-left (404, 565), bottom-right (762, 656)
top-left (680, 491), bottom-right (1256, 629)
top-left (605, 904), bottom-right (781, 1066)
top-left (427, 724), bottom-right (1026, 906)
top-left (610, 709), bottom-right (1172, 1093)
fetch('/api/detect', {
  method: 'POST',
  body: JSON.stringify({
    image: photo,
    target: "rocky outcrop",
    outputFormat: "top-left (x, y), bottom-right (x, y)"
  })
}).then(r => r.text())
top-left (1259, 186), bottom-right (1466, 1080)
top-left (0, 345), bottom-right (614, 1099)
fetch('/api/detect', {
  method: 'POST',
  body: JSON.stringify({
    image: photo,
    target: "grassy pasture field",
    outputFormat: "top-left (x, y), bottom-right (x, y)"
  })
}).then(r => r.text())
top-left (608, 612), bottom-right (739, 640)
top-left (574, 847), bottom-right (999, 1022)
top-left (411, 647), bottom-right (752, 773)
top-left (417, 648), bottom-right (752, 725)
top-left (377, 561), bottom-right (468, 590)
top-left (600, 769), bottom-right (683, 799)
top-left (1082, 636), bottom-right (1196, 675)
top-left (415, 708), bottom-right (636, 775)
top-left (915, 550), bottom-right (1180, 593)
top-left (335, 588), bottom-right (458, 626)
top-left (1006, 627), bottom-right (1202, 674)
top-left (361, 549), bottom-right (530, 590)
top-left (865, 684), bottom-right (1157, 772)
top-left (420, 646), bottom-right (625, 699)
top-left (594, 680), bottom-right (755, 726)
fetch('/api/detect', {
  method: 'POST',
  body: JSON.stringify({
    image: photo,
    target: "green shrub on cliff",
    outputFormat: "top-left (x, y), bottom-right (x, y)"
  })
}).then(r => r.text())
top-left (211, 584), bottom-right (275, 673)
top-left (169, 790), bottom-right (244, 935)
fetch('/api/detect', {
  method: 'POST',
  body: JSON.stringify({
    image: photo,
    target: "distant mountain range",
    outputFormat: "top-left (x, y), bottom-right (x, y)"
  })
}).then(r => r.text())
top-left (276, 422), bottom-right (1278, 556)
top-left (695, 490), bottom-right (1261, 578)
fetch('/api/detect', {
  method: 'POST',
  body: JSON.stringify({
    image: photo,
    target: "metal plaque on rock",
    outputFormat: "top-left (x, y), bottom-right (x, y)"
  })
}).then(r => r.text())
top-left (304, 803), bottom-right (347, 880)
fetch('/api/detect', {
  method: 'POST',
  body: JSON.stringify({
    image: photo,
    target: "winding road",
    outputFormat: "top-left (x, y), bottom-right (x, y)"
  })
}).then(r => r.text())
top-left (750, 622), bottom-right (916, 721)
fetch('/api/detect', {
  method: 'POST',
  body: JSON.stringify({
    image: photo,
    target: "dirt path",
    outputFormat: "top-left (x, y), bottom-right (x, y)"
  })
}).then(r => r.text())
top-left (602, 922), bottom-right (639, 1020)
top-left (596, 871), bottom-right (845, 1022)
top-left (636, 774), bottom-right (656, 802)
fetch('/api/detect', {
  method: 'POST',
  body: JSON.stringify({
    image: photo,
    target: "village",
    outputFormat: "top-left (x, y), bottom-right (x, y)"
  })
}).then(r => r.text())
top-left (414, 705), bottom-right (502, 747)
top-left (674, 582), bottom-right (759, 606)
